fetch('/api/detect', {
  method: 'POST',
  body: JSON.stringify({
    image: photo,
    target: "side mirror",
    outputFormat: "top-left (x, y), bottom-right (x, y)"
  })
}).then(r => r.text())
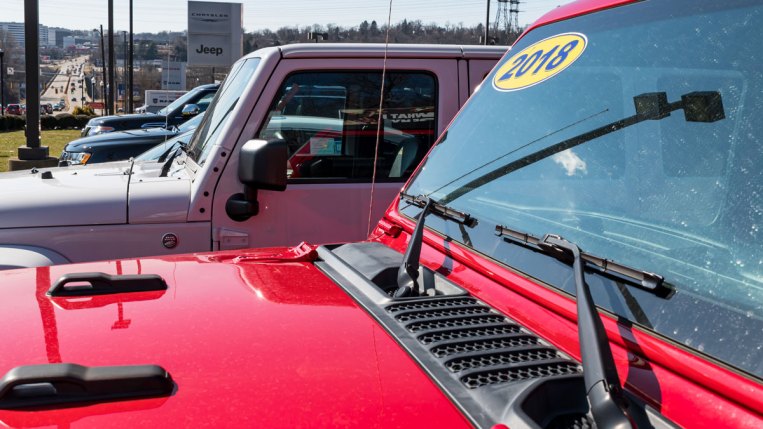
top-left (225, 139), bottom-right (287, 222)
top-left (181, 104), bottom-right (201, 118)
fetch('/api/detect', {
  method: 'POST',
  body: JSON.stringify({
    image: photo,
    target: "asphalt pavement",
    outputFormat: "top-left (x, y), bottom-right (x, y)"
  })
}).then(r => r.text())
top-left (40, 56), bottom-right (93, 114)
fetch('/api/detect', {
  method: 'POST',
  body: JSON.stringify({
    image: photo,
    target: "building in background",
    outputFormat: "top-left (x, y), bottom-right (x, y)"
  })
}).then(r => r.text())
top-left (0, 22), bottom-right (50, 47)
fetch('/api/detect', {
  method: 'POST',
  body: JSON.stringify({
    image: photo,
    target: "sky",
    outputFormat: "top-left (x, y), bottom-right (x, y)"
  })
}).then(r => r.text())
top-left (3, 0), bottom-right (573, 34)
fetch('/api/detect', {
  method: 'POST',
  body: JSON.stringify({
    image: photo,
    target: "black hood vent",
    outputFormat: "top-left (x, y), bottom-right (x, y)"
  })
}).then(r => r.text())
top-left (385, 296), bottom-right (580, 390)
top-left (316, 243), bottom-right (596, 428)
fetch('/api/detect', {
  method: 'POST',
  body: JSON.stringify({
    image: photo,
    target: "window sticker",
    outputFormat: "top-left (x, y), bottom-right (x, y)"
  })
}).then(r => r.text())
top-left (493, 32), bottom-right (587, 92)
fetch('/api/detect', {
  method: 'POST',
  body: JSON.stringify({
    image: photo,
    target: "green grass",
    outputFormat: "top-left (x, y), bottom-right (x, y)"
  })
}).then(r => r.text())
top-left (0, 130), bottom-right (80, 172)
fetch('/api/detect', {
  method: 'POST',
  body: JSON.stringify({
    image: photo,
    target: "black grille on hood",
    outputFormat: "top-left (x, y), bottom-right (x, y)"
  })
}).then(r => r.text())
top-left (385, 297), bottom-right (580, 389)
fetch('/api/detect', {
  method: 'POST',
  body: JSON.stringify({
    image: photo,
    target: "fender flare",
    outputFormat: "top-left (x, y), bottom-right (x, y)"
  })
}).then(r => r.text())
top-left (0, 245), bottom-right (71, 270)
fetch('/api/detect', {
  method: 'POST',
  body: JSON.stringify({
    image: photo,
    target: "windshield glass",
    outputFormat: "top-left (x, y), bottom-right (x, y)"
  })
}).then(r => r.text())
top-left (177, 111), bottom-right (205, 133)
top-left (157, 89), bottom-right (204, 116)
top-left (403, 0), bottom-right (762, 379)
top-left (135, 129), bottom-right (194, 161)
top-left (187, 58), bottom-right (261, 165)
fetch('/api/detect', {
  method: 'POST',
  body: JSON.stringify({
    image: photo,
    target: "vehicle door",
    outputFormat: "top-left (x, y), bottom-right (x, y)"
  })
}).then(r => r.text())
top-left (212, 58), bottom-right (460, 249)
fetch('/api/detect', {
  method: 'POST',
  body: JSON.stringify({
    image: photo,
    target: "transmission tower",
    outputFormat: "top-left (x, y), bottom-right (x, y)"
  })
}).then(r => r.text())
top-left (493, 0), bottom-right (521, 43)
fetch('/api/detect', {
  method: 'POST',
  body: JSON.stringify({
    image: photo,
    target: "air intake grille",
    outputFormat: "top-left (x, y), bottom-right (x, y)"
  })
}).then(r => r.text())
top-left (394, 306), bottom-right (493, 323)
top-left (431, 335), bottom-right (538, 358)
top-left (461, 362), bottom-right (581, 389)
top-left (407, 315), bottom-right (507, 332)
top-left (445, 349), bottom-right (559, 372)
top-left (418, 324), bottom-right (521, 344)
top-left (385, 296), bottom-right (581, 390)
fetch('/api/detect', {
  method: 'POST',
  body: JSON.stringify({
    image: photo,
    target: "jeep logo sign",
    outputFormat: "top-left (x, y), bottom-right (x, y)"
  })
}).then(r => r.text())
top-left (196, 45), bottom-right (224, 56)
top-left (188, 1), bottom-right (243, 67)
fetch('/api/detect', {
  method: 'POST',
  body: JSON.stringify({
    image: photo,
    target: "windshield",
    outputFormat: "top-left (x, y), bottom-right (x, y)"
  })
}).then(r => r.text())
top-left (177, 111), bottom-right (205, 133)
top-left (134, 129), bottom-right (194, 161)
top-left (187, 58), bottom-right (261, 165)
top-left (403, 0), bottom-right (762, 379)
top-left (157, 89), bottom-right (203, 116)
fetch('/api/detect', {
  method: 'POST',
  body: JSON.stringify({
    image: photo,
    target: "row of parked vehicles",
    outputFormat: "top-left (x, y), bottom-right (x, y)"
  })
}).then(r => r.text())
top-left (0, 0), bottom-right (759, 426)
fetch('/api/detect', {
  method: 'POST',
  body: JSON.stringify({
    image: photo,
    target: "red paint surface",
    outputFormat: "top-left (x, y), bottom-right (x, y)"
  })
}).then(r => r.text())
top-left (0, 255), bottom-right (471, 428)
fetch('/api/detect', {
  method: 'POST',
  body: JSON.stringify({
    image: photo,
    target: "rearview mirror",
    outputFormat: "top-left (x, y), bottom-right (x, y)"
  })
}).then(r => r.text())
top-left (226, 139), bottom-right (287, 222)
top-left (181, 104), bottom-right (201, 118)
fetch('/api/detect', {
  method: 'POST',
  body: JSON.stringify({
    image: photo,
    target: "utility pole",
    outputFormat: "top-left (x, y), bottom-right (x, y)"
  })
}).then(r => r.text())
top-left (0, 49), bottom-right (4, 115)
top-left (122, 31), bottom-right (127, 112)
top-left (128, 0), bottom-right (134, 113)
top-left (484, 0), bottom-right (490, 45)
top-left (108, 0), bottom-right (115, 116)
top-left (10, 0), bottom-right (57, 170)
top-left (98, 26), bottom-right (106, 114)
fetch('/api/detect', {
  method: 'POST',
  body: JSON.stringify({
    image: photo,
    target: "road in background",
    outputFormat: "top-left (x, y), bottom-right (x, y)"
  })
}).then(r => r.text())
top-left (40, 56), bottom-right (92, 114)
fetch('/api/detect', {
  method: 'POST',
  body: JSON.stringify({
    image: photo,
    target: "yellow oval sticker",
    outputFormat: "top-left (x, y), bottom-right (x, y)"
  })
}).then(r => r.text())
top-left (493, 32), bottom-right (587, 92)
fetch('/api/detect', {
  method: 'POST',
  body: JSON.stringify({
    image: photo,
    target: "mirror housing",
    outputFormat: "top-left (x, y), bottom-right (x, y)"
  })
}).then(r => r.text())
top-left (181, 104), bottom-right (201, 118)
top-left (226, 139), bottom-right (287, 222)
top-left (238, 139), bottom-right (288, 191)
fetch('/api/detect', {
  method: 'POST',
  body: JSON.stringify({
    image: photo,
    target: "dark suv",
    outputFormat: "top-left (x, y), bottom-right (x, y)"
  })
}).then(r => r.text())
top-left (80, 83), bottom-right (218, 136)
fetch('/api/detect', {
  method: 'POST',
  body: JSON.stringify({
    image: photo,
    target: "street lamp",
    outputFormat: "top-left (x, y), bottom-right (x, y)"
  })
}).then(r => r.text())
top-left (99, 80), bottom-right (105, 116)
top-left (0, 49), bottom-right (4, 115)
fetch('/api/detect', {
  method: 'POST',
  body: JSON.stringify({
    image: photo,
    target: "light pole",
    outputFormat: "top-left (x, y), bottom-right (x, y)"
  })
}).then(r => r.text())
top-left (108, 0), bottom-right (115, 116)
top-left (128, 0), bottom-right (134, 113)
top-left (0, 49), bottom-right (4, 115)
top-left (99, 80), bottom-right (104, 116)
top-left (95, 27), bottom-right (107, 115)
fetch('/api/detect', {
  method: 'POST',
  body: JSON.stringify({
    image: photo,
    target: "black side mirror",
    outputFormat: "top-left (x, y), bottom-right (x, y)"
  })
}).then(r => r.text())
top-left (226, 139), bottom-right (287, 222)
top-left (181, 104), bottom-right (201, 118)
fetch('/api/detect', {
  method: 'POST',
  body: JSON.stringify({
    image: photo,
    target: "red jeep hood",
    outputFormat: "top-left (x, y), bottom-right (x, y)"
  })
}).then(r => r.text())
top-left (0, 248), bottom-right (470, 428)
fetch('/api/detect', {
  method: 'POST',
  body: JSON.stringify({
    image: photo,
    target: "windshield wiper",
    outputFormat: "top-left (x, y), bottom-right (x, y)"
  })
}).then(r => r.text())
top-left (439, 91), bottom-right (725, 205)
top-left (495, 224), bottom-right (675, 428)
top-left (495, 225), bottom-right (672, 297)
top-left (159, 142), bottom-right (188, 177)
top-left (538, 234), bottom-right (633, 429)
top-left (394, 193), bottom-right (477, 297)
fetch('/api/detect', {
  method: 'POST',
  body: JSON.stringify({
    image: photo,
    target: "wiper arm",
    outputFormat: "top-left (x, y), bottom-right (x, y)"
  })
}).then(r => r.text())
top-left (539, 234), bottom-right (633, 429)
top-left (394, 193), bottom-right (477, 297)
top-left (439, 91), bottom-right (725, 205)
top-left (159, 142), bottom-right (187, 177)
top-left (495, 224), bottom-right (672, 297)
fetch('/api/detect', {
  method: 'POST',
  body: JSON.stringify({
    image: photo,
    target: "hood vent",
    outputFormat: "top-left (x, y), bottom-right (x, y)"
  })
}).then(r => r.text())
top-left (316, 243), bottom-right (590, 428)
top-left (385, 297), bottom-right (580, 389)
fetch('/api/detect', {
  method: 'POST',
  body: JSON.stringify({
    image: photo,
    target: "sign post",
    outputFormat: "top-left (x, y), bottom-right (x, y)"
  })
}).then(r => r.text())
top-left (187, 1), bottom-right (243, 68)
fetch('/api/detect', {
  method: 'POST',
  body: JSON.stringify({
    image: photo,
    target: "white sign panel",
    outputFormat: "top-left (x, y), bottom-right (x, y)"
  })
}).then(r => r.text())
top-left (162, 61), bottom-right (187, 90)
top-left (187, 1), bottom-right (243, 67)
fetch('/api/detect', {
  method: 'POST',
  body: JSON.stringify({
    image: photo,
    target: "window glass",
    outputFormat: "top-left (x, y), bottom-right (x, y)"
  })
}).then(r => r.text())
top-left (258, 71), bottom-right (437, 182)
top-left (187, 58), bottom-right (261, 165)
top-left (402, 0), bottom-right (763, 378)
top-left (195, 92), bottom-right (216, 112)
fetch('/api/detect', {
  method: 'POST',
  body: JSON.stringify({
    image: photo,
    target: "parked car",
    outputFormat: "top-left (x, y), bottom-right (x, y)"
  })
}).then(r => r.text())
top-left (80, 83), bottom-right (219, 136)
top-left (59, 112), bottom-right (205, 166)
top-left (0, 43), bottom-right (505, 267)
top-left (4, 104), bottom-right (21, 115)
top-left (0, 2), bottom-right (759, 427)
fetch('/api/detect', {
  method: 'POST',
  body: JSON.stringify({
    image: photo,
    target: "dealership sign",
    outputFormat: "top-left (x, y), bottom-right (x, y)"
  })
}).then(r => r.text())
top-left (162, 61), bottom-right (187, 90)
top-left (187, 1), bottom-right (243, 67)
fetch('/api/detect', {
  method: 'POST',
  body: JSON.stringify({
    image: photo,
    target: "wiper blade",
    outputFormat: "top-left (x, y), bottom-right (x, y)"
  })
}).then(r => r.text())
top-left (159, 142), bottom-right (187, 177)
top-left (538, 234), bottom-right (634, 429)
top-left (401, 193), bottom-right (477, 228)
top-left (394, 193), bottom-right (477, 297)
top-left (495, 224), bottom-right (672, 298)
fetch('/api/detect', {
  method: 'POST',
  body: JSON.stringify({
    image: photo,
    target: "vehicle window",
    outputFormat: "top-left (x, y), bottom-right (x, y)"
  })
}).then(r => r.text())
top-left (187, 58), bottom-right (261, 165)
top-left (257, 71), bottom-right (437, 182)
top-left (157, 89), bottom-right (203, 116)
top-left (178, 111), bottom-right (205, 133)
top-left (402, 0), bottom-right (763, 378)
top-left (195, 92), bottom-right (216, 112)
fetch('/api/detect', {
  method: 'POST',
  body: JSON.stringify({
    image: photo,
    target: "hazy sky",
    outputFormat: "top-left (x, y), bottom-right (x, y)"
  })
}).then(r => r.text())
top-left (3, 0), bottom-right (572, 33)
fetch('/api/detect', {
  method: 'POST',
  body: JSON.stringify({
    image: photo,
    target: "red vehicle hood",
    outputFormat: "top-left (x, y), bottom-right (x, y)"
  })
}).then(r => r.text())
top-left (0, 248), bottom-right (470, 428)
